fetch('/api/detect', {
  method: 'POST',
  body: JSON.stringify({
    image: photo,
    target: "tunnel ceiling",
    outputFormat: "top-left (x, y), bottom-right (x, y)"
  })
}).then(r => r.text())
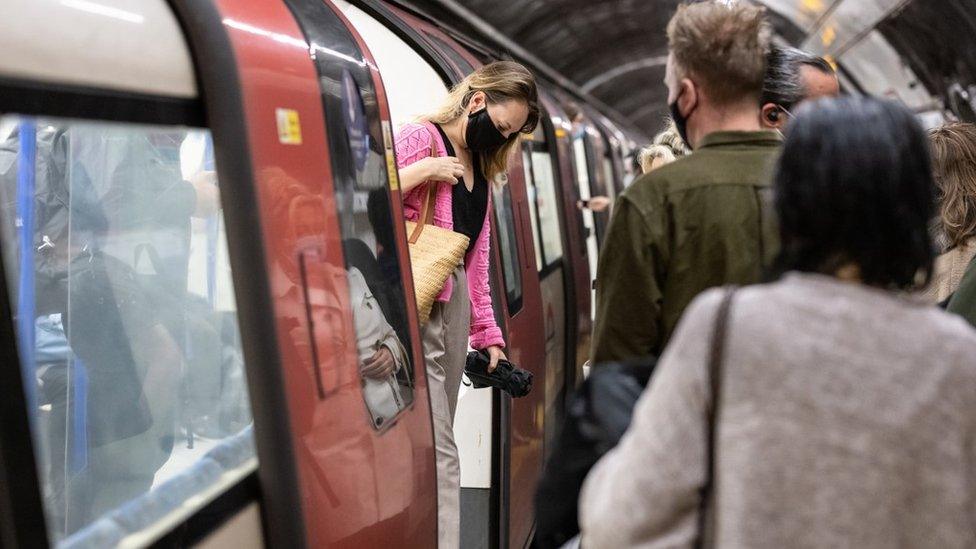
top-left (451, 0), bottom-right (684, 138)
top-left (411, 0), bottom-right (975, 139)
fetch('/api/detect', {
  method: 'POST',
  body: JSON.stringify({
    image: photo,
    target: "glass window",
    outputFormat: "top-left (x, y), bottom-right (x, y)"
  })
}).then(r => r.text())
top-left (332, 0), bottom-right (449, 130)
top-left (530, 150), bottom-right (563, 267)
top-left (289, 0), bottom-right (420, 430)
top-left (521, 150), bottom-right (543, 272)
top-left (0, 116), bottom-right (256, 545)
top-left (492, 183), bottom-right (522, 313)
top-left (331, 68), bottom-right (417, 430)
top-left (602, 154), bottom-right (617, 204)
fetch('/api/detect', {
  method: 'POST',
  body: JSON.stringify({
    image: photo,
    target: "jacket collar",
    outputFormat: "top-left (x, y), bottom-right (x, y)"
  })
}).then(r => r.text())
top-left (698, 130), bottom-right (782, 150)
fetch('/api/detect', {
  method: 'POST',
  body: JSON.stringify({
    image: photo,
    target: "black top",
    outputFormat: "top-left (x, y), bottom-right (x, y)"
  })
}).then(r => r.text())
top-left (435, 124), bottom-right (488, 255)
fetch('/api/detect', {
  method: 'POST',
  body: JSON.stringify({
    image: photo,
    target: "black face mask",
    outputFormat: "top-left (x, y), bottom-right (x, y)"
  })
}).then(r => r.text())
top-left (466, 107), bottom-right (508, 152)
top-left (669, 99), bottom-right (693, 151)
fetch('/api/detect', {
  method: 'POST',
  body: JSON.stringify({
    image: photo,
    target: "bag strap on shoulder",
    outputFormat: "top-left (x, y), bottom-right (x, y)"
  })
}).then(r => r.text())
top-left (408, 128), bottom-right (441, 245)
top-left (696, 285), bottom-right (737, 548)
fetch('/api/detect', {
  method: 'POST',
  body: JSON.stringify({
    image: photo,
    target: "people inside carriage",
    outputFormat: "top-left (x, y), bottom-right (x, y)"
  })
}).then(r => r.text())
top-left (922, 122), bottom-right (976, 304)
top-left (0, 124), bottom-right (221, 537)
top-left (760, 45), bottom-right (839, 131)
top-left (393, 60), bottom-right (539, 549)
top-left (590, 2), bottom-right (780, 363)
top-left (580, 95), bottom-right (976, 549)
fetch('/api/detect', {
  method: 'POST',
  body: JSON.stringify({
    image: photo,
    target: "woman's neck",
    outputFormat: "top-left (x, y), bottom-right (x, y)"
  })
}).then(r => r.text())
top-left (441, 117), bottom-right (471, 163)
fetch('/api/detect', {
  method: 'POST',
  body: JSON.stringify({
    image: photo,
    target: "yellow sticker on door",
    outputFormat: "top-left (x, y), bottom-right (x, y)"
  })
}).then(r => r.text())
top-left (276, 108), bottom-right (302, 145)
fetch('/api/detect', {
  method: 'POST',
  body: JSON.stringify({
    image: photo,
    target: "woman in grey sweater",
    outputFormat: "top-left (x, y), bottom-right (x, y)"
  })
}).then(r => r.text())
top-left (579, 97), bottom-right (976, 548)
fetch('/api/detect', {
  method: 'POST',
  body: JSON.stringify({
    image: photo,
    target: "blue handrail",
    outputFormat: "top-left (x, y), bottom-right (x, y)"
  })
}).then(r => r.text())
top-left (16, 120), bottom-right (37, 413)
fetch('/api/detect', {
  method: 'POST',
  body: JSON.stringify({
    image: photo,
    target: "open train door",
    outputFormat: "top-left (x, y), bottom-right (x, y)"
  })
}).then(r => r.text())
top-left (174, 0), bottom-right (440, 547)
top-left (324, 2), bottom-right (548, 546)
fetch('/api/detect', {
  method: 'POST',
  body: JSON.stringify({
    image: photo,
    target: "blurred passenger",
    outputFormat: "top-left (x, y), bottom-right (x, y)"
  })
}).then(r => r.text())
top-left (947, 255), bottom-right (976, 327)
top-left (760, 45), bottom-right (839, 130)
top-left (638, 119), bottom-right (690, 173)
top-left (393, 60), bottom-right (539, 549)
top-left (591, 2), bottom-right (779, 362)
top-left (923, 123), bottom-right (976, 303)
top-left (576, 195), bottom-right (611, 212)
top-left (581, 96), bottom-right (976, 548)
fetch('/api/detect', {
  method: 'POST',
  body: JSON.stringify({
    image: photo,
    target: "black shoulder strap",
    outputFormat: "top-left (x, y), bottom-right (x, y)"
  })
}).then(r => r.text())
top-left (697, 286), bottom-right (737, 548)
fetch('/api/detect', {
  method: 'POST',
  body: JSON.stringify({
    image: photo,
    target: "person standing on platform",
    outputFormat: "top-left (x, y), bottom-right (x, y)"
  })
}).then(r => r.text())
top-left (590, 1), bottom-right (780, 362)
top-left (581, 95), bottom-right (976, 549)
top-left (393, 61), bottom-right (539, 549)
top-left (760, 45), bottom-right (839, 131)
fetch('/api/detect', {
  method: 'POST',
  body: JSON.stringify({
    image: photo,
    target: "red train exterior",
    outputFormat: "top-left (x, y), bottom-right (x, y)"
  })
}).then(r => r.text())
top-left (0, 1), bottom-right (638, 547)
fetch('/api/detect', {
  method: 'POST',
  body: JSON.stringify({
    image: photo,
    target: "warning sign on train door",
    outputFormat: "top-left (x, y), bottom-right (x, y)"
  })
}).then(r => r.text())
top-left (276, 108), bottom-right (302, 145)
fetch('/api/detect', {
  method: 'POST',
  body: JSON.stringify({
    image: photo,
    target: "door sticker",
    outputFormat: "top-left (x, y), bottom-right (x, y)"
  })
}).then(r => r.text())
top-left (381, 120), bottom-right (400, 191)
top-left (276, 108), bottom-right (303, 145)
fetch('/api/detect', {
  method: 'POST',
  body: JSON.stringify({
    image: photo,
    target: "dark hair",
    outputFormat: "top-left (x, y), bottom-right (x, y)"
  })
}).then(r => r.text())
top-left (760, 45), bottom-right (834, 111)
top-left (773, 96), bottom-right (936, 289)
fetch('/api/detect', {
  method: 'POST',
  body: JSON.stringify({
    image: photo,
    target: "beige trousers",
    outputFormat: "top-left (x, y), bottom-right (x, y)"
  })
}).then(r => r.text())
top-left (423, 266), bottom-right (470, 549)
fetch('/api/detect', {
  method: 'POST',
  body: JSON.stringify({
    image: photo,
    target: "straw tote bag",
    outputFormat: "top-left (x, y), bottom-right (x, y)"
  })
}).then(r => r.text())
top-left (405, 134), bottom-right (470, 324)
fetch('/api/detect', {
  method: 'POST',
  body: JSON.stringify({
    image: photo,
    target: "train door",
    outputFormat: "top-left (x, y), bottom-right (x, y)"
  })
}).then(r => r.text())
top-left (330, 3), bottom-right (547, 547)
top-left (540, 94), bottom-right (591, 389)
top-left (399, 19), bottom-right (550, 549)
top-left (0, 1), bottom-right (288, 547)
top-left (520, 119), bottom-right (569, 460)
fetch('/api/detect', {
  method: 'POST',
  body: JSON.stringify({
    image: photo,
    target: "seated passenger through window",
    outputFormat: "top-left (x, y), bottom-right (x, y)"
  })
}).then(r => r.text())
top-left (590, 1), bottom-right (780, 363)
top-left (760, 45), bottom-right (839, 131)
top-left (393, 60), bottom-right (539, 549)
top-left (923, 123), bottom-right (976, 303)
top-left (0, 120), bottom-right (253, 541)
top-left (580, 96), bottom-right (976, 548)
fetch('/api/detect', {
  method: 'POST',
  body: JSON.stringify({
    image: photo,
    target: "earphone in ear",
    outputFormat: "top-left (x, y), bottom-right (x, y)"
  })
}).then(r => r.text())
top-left (767, 109), bottom-right (780, 122)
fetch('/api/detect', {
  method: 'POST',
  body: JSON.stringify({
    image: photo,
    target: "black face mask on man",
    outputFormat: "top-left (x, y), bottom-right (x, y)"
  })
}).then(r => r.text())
top-left (466, 107), bottom-right (508, 152)
top-left (669, 98), bottom-right (693, 151)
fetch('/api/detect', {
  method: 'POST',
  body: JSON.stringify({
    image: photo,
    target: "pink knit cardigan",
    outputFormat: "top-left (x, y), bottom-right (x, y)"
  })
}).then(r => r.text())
top-left (395, 121), bottom-right (504, 350)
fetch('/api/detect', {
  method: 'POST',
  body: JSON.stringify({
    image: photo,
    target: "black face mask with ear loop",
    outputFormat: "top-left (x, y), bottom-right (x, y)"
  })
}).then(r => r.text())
top-left (465, 107), bottom-right (508, 152)
top-left (669, 98), bottom-right (692, 151)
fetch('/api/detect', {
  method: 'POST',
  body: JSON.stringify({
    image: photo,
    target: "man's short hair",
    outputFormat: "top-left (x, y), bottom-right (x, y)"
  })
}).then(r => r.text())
top-left (667, 2), bottom-right (772, 105)
top-left (761, 45), bottom-right (835, 110)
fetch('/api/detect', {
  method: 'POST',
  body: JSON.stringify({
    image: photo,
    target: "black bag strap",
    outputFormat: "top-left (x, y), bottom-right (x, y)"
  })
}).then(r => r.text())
top-left (696, 286), bottom-right (737, 548)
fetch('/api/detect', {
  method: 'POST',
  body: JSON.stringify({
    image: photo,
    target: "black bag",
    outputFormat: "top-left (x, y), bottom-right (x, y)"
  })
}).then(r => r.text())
top-left (464, 349), bottom-right (533, 398)
top-left (532, 356), bottom-right (656, 549)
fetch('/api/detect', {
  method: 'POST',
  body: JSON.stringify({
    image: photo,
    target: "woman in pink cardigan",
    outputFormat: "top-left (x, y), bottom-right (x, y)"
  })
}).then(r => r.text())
top-left (394, 61), bottom-right (539, 548)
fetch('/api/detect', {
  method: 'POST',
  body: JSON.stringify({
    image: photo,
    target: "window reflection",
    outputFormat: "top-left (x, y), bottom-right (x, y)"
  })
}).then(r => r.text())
top-left (333, 68), bottom-right (417, 429)
top-left (0, 118), bottom-right (255, 545)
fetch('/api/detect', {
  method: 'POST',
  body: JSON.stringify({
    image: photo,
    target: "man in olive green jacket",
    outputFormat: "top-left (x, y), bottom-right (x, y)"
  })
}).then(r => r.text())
top-left (948, 256), bottom-right (976, 328)
top-left (591, 3), bottom-right (781, 362)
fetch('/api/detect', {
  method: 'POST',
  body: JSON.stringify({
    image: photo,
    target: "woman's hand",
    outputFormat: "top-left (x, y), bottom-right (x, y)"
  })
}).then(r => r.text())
top-left (361, 347), bottom-right (396, 379)
top-left (420, 155), bottom-right (465, 185)
top-left (486, 345), bottom-right (507, 373)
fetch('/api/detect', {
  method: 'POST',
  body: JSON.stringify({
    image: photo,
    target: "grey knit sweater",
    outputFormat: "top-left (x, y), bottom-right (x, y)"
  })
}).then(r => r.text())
top-left (579, 273), bottom-right (976, 548)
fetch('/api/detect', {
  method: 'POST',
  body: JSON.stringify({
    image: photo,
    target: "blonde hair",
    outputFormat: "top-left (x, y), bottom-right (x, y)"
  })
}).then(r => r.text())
top-left (639, 119), bottom-right (690, 173)
top-left (639, 145), bottom-right (675, 173)
top-left (930, 122), bottom-right (976, 248)
top-left (667, 2), bottom-right (771, 105)
top-left (424, 61), bottom-right (540, 179)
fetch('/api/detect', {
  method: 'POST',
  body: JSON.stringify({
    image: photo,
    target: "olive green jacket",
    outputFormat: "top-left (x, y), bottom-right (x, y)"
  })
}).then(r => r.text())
top-left (947, 255), bottom-right (976, 328)
top-left (591, 131), bottom-right (782, 362)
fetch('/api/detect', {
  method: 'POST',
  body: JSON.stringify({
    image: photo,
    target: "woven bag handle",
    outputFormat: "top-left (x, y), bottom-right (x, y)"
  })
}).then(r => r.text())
top-left (408, 130), bottom-right (440, 245)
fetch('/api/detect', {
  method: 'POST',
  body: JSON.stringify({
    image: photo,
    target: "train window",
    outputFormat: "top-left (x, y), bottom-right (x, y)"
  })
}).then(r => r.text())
top-left (0, 117), bottom-right (256, 544)
top-left (285, 0), bottom-right (419, 429)
top-left (529, 148), bottom-right (564, 267)
top-left (492, 183), bottom-right (523, 313)
top-left (521, 149), bottom-right (544, 271)
top-left (332, 0), bottom-right (449, 129)
top-left (602, 153), bottom-right (617, 204)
